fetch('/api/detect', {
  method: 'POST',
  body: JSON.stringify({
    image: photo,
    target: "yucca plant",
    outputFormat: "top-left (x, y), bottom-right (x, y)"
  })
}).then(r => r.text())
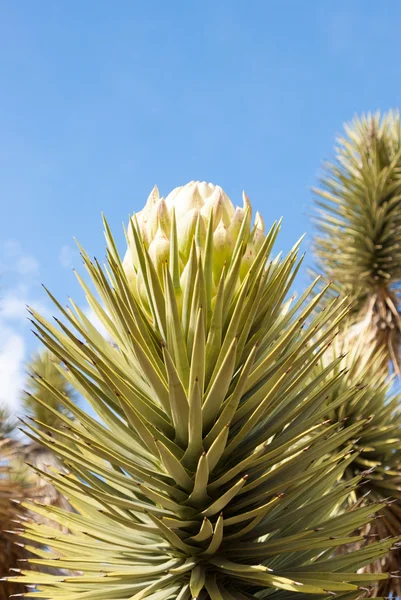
top-left (4, 182), bottom-right (399, 599)
top-left (23, 349), bottom-right (75, 434)
top-left (312, 110), bottom-right (401, 375)
top-left (20, 349), bottom-right (75, 514)
top-left (0, 354), bottom-right (76, 595)
top-left (311, 331), bottom-right (401, 596)
top-left (0, 419), bottom-right (28, 600)
top-left (311, 112), bottom-right (401, 595)
top-left (320, 333), bottom-right (401, 504)
top-left (0, 407), bottom-right (14, 441)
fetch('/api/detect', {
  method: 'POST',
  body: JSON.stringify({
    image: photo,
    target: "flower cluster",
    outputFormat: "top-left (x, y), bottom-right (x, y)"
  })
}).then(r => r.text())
top-left (123, 181), bottom-right (266, 303)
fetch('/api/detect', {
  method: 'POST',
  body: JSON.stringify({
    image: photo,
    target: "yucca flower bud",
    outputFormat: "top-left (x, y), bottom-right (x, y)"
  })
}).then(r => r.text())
top-left (123, 181), bottom-right (264, 305)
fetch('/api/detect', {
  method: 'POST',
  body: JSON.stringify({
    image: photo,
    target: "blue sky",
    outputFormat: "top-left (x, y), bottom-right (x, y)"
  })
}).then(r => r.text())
top-left (1, 0), bottom-right (401, 411)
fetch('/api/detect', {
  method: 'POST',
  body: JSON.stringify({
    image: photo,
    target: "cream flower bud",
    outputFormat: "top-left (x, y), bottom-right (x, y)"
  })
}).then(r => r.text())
top-left (177, 208), bottom-right (201, 264)
top-left (156, 198), bottom-right (171, 238)
top-left (240, 211), bottom-right (266, 279)
top-left (253, 211), bottom-right (265, 253)
top-left (138, 185), bottom-right (159, 248)
top-left (148, 227), bottom-right (170, 277)
top-left (220, 188), bottom-right (235, 227)
top-left (228, 192), bottom-right (252, 239)
top-left (165, 185), bottom-right (183, 209)
top-left (147, 197), bottom-right (171, 241)
top-left (197, 180), bottom-right (215, 200)
top-left (170, 181), bottom-right (204, 222)
top-left (213, 220), bottom-right (234, 283)
top-left (200, 187), bottom-right (224, 227)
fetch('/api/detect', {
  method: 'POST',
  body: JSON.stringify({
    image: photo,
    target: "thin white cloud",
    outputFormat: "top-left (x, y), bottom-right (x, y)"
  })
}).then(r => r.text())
top-left (0, 294), bottom-right (27, 320)
top-left (0, 323), bottom-right (25, 411)
top-left (0, 291), bottom-right (49, 321)
top-left (0, 242), bottom-right (46, 414)
top-left (59, 244), bottom-right (77, 269)
top-left (16, 254), bottom-right (40, 275)
top-left (1, 239), bottom-right (40, 276)
top-left (3, 239), bottom-right (21, 257)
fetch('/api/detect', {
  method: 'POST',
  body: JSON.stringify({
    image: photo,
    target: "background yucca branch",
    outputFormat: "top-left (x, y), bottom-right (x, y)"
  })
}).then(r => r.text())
top-left (313, 111), bottom-right (401, 374)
